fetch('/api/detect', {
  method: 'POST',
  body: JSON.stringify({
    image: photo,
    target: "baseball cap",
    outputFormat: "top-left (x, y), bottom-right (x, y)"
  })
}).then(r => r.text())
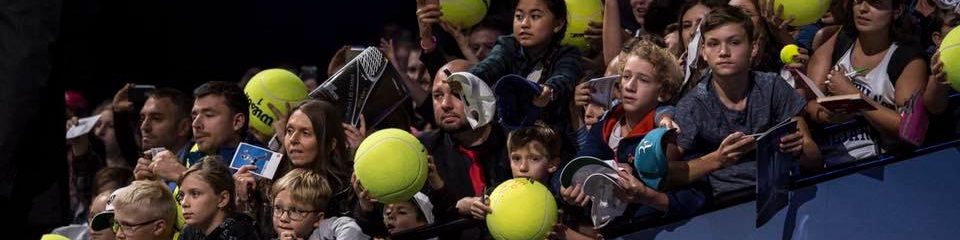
top-left (633, 128), bottom-right (675, 190)
top-left (445, 72), bottom-right (496, 129)
top-left (492, 75), bottom-right (542, 130)
top-left (90, 187), bottom-right (129, 231)
top-left (411, 192), bottom-right (435, 224)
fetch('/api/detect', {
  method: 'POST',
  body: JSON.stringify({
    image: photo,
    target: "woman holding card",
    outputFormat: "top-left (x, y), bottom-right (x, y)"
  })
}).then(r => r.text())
top-left (234, 100), bottom-right (356, 239)
top-left (803, 0), bottom-right (928, 165)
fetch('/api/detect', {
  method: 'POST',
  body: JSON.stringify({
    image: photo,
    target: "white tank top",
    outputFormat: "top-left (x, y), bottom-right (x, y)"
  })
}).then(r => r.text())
top-left (823, 43), bottom-right (899, 166)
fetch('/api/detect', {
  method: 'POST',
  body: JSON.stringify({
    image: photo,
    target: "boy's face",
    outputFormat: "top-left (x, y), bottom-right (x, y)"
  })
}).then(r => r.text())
top-left (113, 207), bottom-right (166, 240)
top-left (272, 190), bottom-right (322, 239)
top-left (583, 103), bottom-right (605, 127)
top-left (700, 23), bottom-right (754, 79)
top-left (934, 12), bottom-right (958, 48)
top-left (509, 140), bottom-right (557, 183)
top-left (619, 56), bottom-right (663, 115)
top-left (383, 201), bottom-right (427, 235)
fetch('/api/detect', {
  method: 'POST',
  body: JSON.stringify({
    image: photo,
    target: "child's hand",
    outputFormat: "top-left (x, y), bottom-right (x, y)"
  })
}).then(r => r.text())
top-left (614, 164), bottom-right (650, 204)
top-left (278, 230), bottom-right (304, 240)
top-left (560, 184), bottom-right (590, 207)
top-left (352, 173), bottom-right (380, 213)
top-left (343, 114), bottom-right (367, 154)
top-left (658, 115), bottom-right (680, 132)
top-left (233, 165), bottom-right (258, 206)
top-left (546, 222), bottom-right (568, 240)
top-left (779, 128), bottom-right (804, 157)
top-left (574, 82), bottom-right (594, 107)
top-left (715, 132), bottom-right (756, 168)
top-left (456, 197), bottom-right (491, 220)
top-left (533, 85), bottom-right (554, 107)
top-left (427, 155), bottom-right (445, 190)
top-left (784, 47), bottom-right (809, 71)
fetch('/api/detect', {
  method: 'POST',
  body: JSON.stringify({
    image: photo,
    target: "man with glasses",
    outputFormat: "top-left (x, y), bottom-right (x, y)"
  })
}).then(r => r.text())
top-left (108, 181), bottom-right (179, 240)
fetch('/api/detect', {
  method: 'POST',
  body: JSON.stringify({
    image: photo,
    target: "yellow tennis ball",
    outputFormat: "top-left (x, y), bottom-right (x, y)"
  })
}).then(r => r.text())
top-left (780, 44), bottom-right (800, 64)
top-left (774, 0), bottom-right (831, 27)
top-left (40, 234), bottom-right (69, 240)
top-left (243, 69), bottom-right (308, 136)
top-left (440, 0), bottom-right (490, 29)
top-left (486, 178), bottom-right (558, 240)
top-left (562, 0), bottom-right (603, 52)
top-left (354, 128), bottom-right (428, 204)
top-left (940, 27), bottom-right (960, 92)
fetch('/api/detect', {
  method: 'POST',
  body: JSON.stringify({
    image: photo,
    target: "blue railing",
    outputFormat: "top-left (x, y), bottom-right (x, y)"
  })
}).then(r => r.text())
top-left (392, 93), bottom-right (960, 240)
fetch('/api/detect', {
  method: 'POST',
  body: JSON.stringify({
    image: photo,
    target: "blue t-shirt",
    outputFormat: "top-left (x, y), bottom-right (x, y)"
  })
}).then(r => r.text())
top-left (675, 71), bottom-right (805, 196)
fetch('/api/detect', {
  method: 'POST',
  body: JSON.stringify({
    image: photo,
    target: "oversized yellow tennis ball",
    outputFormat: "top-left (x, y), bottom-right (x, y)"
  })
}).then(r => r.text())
top-left (774, 0), bottom-right (831, 27)
top-left (563, 0), bottom-right (603, 52)
top-left (780, 44), bottom-right (800, 64)
top-left (440, 0), bottom-right (490, 29)
top-left (486, 178), bottom-right (558, 240)
top-left (243, 69), bottom-right (308, 136)
top-left (940, 27), bottom-right (960, 92)
top-left (354, 128), bottom-right (428, 204)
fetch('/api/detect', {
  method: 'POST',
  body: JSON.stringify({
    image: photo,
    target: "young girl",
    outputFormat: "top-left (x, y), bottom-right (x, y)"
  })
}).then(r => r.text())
top-left (234, 100), bottom-right (356, 239)
top-left (468, 0), bottom-right (582, 155)
top-left (178, 156), bottom-right (259, 240)
top-left (805, 0), bottom-right (928, 165)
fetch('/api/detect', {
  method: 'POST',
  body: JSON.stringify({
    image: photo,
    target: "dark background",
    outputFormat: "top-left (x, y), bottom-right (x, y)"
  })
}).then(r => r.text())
top-left (56, 0), bottom-right (517, 106)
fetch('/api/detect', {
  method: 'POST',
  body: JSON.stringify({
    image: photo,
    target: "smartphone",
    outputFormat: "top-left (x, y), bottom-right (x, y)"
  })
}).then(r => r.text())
top-left (129, 84), bottom-right (156, 111)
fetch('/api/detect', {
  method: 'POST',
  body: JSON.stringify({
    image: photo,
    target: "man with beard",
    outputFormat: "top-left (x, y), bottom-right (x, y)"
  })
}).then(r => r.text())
top-left (417, 59), bottom-right (511, 240)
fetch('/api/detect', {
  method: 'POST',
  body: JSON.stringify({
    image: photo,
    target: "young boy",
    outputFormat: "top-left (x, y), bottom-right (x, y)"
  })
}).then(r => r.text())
top-left (271, 169), bottom-right (369, 240)
top-left (456, 125), bottom-right (564, 221)
top-left (569, 39), bottom-right (706, 220)
top-left (382, 192), bottom-right (434, 236)
top-left (673, 5), bottom-right (820, 197)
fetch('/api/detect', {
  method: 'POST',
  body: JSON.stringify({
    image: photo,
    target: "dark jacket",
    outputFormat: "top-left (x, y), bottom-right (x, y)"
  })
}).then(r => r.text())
top-left (179, 212), bottom-right (261, 240)
top-left (418, 124), bottom-right (512, 240)
top-left (470, 36), bottom-right (583, 156)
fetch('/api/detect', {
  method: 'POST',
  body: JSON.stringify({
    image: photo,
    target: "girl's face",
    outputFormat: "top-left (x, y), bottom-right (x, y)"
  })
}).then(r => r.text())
top-left (630, 0), bottom-right (653, 25)
top-left (284, 110), bottom-right (320, 168)
top-left (383, 201), bottom-right (427, 235)
top-left (513, 0), bottom-right (564, 49)
top-left (619, 56), bottom-right (663, 116)
top-left (853, 0), bottom-right (896, 34)
top-left (94, 109), bottom-right (117, 148)
top-left (273, 190), bottom-right (322, 239)
top-left (681, 4), bottom-right (711, 48)
top-left (179, 174), bottom-right (227, 230)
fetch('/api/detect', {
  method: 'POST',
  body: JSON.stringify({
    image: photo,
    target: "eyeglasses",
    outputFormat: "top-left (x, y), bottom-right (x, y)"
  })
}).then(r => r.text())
top-left (112, 218), bottom-right (160, 234)
top-left (272, 205), bottom-right (317, 221)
